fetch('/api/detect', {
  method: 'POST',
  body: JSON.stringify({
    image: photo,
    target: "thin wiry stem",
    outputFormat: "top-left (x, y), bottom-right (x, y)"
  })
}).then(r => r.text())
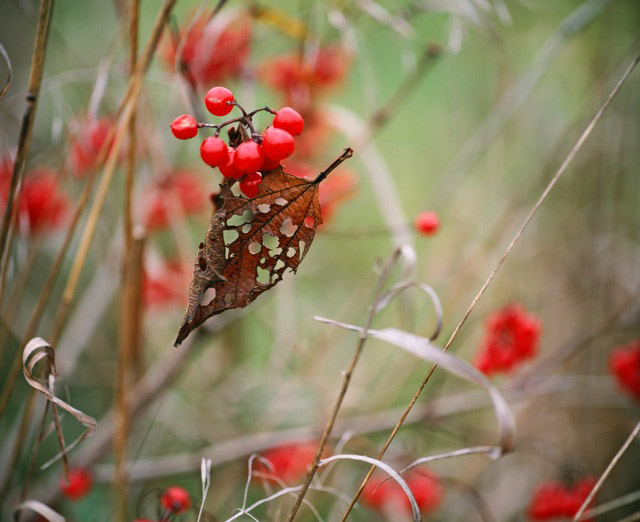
top-left (0, 0), bottom-right (54, 274)
top-left (339, 53), bottom-right (640, 522)
top-left (284, 249), bottom-right (402, 522)
top-left (573, 421), bottom-right (640, 521)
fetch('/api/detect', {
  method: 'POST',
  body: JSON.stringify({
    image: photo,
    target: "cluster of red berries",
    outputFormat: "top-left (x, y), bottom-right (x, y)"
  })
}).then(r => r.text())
top-left (475, 303), bottom-right (541, 375)
top-left (609, 340), bottom-right (640, 401)
top-left (170, 86), bottom-right (305, 198)
top-left (528, 476), bottom-right (596, 521)
top-left (362, 468), bottom-right (443, 517)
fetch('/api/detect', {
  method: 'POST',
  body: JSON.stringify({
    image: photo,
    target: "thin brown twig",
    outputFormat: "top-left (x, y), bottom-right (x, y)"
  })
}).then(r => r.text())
top-left (573, 421), bottom-right (640, 521)
top-left (284, 249), bottom-right (401, 522)
top-left (114, 0), bottom-right (140, 518)
top-left (338, 53), bottom-right (640, 521)
top-left (0, 0), bottom-right (54, 274)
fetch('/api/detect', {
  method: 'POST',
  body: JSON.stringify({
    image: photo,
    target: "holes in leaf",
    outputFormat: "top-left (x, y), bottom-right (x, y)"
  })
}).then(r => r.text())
top-left (227, 209), bottom-right (254, 226)
top-left (280, 218), bottom-right (296, 238)
top-left (299, 240), bottom-right (306, 258)
top-left (242, 223), bottom-right (251, 234)
top-left (248, 242), bottom-right (261, 255)
top-left (257, 204), bottom-right (271, 214)
top-left (202, 287), bottom-right (216, 306)
top-left (286, 247), bottom-right (296, 258)
top-left (256, 267), bottom-right (270, 284)
top-left (224, 229), bottom-right (239, 245)
top-left (262, 233), bottom-right (279, 250)
top-left (274, 260), bottom-right (285, 272)
top-left (304, 216), bottom-right (314, 228)
top-left (230, 183), bottom-right (242, 197)
top-left (269, 247), bottom-right (283, 257)
top-left (275, 197), bottom-right (288, 206)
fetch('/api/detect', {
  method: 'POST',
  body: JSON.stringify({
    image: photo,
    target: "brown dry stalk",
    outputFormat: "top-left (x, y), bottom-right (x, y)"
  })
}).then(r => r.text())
top-left (114, 0), bottom-right (140, 518)
top-left (0, 0), bottom-right (53, 275)
top-left (284, 250), bottom-right (401, 522)
top-left (338, 53), bottom-right (640, 521)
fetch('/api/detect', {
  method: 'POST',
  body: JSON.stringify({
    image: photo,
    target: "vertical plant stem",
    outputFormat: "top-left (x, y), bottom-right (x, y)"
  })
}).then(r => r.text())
top-left (0, 0), bottom-right (54, 274)
top-left (284, 250), bottom-right (401, 522)
top-left (114, 0), bottom-right (140, 518)
top-left (338, 53), bottom-right (640, 522)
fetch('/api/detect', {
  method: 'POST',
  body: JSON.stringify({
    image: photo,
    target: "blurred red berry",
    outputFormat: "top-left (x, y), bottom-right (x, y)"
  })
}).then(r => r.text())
top-left (239, 172), bottom-right (262, 198)
top-left (528, 476), bottom-right (596, 521)
top-left (219, 147), bottom-right (244, 179)
top-left (143, 260), bottom-right (191, 308)
top-left (257, 443), bottom-right (320, 484)
top-left (262, 127), bottom-right (295, 161)
top-left (610, 340), bottom-right (640, 401)
top-left (415, 211), bottom-right (439, 236)
top-left (60, 468), bottom-right (93, 500)
top-left (171, 114), bottom-right (198, 140)
top-left (163, 15), bottom-right (251, 88)
top-left (205, 86), bottom-right (234, 116)
top-left (142, 170), bottom-right (208, 231)
top-left (13, 169), bottom-right (69, 235)
top-left (234, 141), bottom-right (264, 172)
top-left (68, 116), bottom-right (114, 177)
top-left (200, 136), bottom-right (229, 167)
top-left (362, 469), bottom-right (443, 515)
top-left (474, 303), bottom-right (541, 375)
top-left (161, 485), bottom-right (191, 514)
top-left (273, 107), bottom-right (304, 136)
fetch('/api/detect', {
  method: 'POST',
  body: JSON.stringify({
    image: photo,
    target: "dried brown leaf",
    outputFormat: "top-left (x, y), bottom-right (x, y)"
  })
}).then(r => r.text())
top-left (175, 149), bottom-right (353, 345)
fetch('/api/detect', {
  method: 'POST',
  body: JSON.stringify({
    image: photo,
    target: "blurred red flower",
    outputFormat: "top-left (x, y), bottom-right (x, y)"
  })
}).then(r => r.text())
top-left (68, 116), bottom-right (114, 177)
top-left (142, 170), bottom-right (209, 231)
top-left (528, 476), bottom-right (596, 521)
top-left (362, 469), bottom-right (443, 516)
top-left (60, 468), bottom-right (93, 500)
top-left (610, 340), bottom-right (640, 401)
top-left (163, 13), bottom-right (251, 88)
top-left (261, 46), bottom-right (350, 110)
top-left (142, 260), bottom-right (191, 309)
top-left (256, 442), bottom-right (320, 484)
top-left (474, 303), bottom-right (541, 375)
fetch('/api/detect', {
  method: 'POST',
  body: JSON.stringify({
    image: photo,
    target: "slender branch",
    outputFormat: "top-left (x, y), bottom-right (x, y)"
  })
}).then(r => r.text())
top-left (0, 0), bottom-right (54, 273)
top-left (573, 421), bottom-right (640, 521)
top-left (339, 53), bottom-right (640, 521)
top-left (284, 249), bottom-right (401, 522)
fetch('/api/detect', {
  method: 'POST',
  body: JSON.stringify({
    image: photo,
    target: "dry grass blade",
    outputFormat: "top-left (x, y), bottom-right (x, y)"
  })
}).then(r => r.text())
top-left (0, 42), bottom-right (12, 99)
top-left (316, 319), bottom-right (516, 455)
top-left (22, 338), bottom-right (97, 469)
top-left (573, 421), bottom-right (640, 521)
top-left (318, 454), bottom-right (421, 522)
top-left (0, 0), bottom-right (53, 274)
top-left (197, 458), bottom-right (212, 522)
top-left (14, 500), bottom-right (64, 522)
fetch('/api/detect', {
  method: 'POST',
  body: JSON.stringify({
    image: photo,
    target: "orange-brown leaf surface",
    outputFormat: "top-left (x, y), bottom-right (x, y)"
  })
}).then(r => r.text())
top-left (175, 152), bottom-right (352, 346)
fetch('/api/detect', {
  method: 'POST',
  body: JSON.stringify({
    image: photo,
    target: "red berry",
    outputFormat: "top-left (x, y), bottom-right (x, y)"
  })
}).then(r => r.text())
top-left (234, 141), bottom-right (264, 173)
top-left (161, 486), bottom-right (191, 514)
top-left (273, 107), bottom-right (304, 135)
top-left (262, 127), bottom-right (295, 161)
top-left (219, 147), bottom-right (244, 179)
top-left (170, 114), bottom-right (198, 140)
top-left (200, 137), bottom-right (228, 167)
top-left (60, 468), bottom-right (93, 500)
top-left (239, 172), bottom-right (262, 198)
top-left (415, 211), bottom-right (439, 235)
top-left (205, 86), bottom-right (234, 116)
top-left (261, 156), bottom-right (281, 172)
